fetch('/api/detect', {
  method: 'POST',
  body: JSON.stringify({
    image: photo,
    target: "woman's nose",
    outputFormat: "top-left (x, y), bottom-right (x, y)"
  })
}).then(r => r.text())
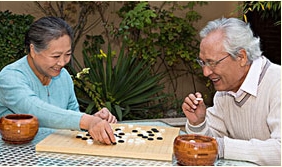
top-left (57, 56), bottom-right (70, 66)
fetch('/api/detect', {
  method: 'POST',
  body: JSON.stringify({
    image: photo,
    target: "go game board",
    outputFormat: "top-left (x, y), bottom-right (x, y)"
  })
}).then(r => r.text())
top-left (36, 123), bottom-right (180, 161)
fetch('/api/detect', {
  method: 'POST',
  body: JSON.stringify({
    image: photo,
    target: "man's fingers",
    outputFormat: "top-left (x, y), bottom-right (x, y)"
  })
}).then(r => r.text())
top-left (182, 102), bottom-right (195, 113)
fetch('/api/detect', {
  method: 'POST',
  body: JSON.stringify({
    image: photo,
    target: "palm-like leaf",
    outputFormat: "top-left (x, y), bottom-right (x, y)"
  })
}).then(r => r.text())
top-left (74, 41), bottom-right (165, 121)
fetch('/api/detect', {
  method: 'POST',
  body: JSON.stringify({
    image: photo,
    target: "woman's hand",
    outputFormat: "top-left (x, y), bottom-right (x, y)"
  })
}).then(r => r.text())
top-left (80, 114), bottom-right (116, 145)
top-left (182, 92), bottom-right (206, 125)
top-left (94, 107), bottom-right (117, 123)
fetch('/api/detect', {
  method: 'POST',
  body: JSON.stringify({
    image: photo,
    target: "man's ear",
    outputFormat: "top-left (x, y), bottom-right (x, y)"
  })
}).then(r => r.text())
top-left (237, 49), bottom-right (248, 66)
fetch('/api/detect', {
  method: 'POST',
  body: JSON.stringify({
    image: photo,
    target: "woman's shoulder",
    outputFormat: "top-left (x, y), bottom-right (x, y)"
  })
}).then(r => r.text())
top-left (1, 56), bottom-right (28, 70)
top-left (0, 56), bottom-right (31, 78)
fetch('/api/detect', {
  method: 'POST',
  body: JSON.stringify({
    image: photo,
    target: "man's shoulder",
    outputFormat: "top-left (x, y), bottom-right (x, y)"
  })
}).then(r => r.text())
top-left (266, 62), bottom-right (281, 80)
top-left (269, 62), bottom-right (281, 71)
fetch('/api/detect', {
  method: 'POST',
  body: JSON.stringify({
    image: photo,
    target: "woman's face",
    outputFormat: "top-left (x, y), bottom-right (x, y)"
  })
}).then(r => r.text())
top-left (30, 35), bottom-right (72, 78)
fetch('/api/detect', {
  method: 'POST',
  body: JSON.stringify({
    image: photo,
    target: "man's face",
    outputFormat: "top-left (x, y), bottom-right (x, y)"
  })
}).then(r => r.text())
top-left (31, 35), bottom-right (72, 78)
top-left (199, 30), bottom-right (249, 93)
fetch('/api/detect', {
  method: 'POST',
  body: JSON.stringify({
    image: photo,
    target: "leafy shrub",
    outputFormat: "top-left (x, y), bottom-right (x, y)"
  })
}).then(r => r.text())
top-left (115, 2), bottom-right (213, 109)
top-left (240, 1), bottom-right (281, 25)
top-left (0, 10), bottom-right (34, 70)
top-left (72, 35), bottom-right (166, 121)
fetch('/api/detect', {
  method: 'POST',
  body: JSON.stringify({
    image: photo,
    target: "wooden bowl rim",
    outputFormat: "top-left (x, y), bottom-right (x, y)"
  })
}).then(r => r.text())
top-left (175, 134), bottom-right (216, 143)
top-left (3, 114), bottom-right (36, 120)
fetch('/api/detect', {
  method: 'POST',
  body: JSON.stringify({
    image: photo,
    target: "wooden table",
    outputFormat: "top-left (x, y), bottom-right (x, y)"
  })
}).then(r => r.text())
top-left (0, 118), bottom-right (258, 166)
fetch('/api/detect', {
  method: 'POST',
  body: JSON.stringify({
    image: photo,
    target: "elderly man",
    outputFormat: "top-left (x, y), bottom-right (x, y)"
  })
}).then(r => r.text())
top-left (182, 17), bottom-right (280, 166)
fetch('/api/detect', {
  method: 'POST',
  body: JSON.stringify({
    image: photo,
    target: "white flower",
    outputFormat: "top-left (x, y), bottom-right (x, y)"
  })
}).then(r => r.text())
top-left (82, 68), bottom-right (90, 74)
top-left (76, 72), bottom-right (81, 79)
top-left (75, 68), bottom-right (90, 79)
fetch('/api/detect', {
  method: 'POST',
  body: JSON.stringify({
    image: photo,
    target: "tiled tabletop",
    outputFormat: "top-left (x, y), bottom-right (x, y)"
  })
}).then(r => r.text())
top-left (0, 119), bottom-right (257, 166)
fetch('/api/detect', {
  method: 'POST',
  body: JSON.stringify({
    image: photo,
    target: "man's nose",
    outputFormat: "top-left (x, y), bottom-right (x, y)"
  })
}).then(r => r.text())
top-left (202, 66), bottom-right (213, 77)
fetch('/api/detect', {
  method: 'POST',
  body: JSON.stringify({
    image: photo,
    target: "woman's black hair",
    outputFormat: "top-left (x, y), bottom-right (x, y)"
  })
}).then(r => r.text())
top-left (24, 16), bottom-right (74, 53)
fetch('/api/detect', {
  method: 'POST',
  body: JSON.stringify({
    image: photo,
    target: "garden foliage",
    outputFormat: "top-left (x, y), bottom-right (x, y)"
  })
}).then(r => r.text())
top-left (72, 35), bottom-right (165, 121)
top-left (0, 10), bottom-right (34, 70)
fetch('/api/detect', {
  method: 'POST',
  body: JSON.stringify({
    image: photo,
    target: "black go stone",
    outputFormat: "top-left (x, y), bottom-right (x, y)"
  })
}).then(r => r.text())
top-left (82, 137), bottom-right (88, 140)
top-left (119, 132), bottom-right (125, 135)
top-left (118, 140), bottom-right (125, 143)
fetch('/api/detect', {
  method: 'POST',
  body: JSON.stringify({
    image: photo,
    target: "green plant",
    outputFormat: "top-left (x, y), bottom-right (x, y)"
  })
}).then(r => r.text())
top-left (0, 10), bottom-right (34, 70)
top-left (234, 1), bottom-right (281, 25)
top-left (72, 35), bottom-right (166, 121)
top-left (114, 1), bottom-right (213, 109)
top-left (34, 1), bottom-right (110, 53)
top-left (34, 1), bottom-right (214, 117)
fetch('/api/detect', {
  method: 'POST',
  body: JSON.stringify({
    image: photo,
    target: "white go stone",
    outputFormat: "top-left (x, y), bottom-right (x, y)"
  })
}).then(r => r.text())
top-left (86, 139), bottom-right (93, 145)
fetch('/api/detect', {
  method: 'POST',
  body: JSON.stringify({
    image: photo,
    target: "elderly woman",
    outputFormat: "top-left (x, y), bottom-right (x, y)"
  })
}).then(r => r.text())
top-left (182, 17), bottom-right (281, 165)
top-left (0, 16), bottom-right (117, 144)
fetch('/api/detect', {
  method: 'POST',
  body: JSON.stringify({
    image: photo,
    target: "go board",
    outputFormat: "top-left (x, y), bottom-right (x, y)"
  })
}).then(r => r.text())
top-left (36, 123), bottom-right (180, 161)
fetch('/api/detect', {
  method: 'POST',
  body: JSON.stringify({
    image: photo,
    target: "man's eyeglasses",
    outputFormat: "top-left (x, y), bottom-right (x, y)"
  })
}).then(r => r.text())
top-left (196, 54), bottom-right (230, 69)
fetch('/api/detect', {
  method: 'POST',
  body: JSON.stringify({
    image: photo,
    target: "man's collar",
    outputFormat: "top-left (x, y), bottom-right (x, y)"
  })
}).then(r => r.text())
top-left (228, 57), bottom-right (263, 98)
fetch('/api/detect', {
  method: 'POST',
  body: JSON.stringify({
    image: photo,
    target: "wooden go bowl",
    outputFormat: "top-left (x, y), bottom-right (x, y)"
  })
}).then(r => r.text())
top-left (173, 134), bottom-right (218, 166)
top-left (0, 114), bottom-right (39, 144)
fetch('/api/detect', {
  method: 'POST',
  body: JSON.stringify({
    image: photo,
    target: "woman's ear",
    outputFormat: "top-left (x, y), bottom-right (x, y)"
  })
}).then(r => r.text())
top-left (29, 44), bottom-right (35, 58)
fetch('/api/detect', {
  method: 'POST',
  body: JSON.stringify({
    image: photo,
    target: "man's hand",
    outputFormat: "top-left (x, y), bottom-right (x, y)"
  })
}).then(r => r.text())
top-left (182, 92), bottom-right (206, 125)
